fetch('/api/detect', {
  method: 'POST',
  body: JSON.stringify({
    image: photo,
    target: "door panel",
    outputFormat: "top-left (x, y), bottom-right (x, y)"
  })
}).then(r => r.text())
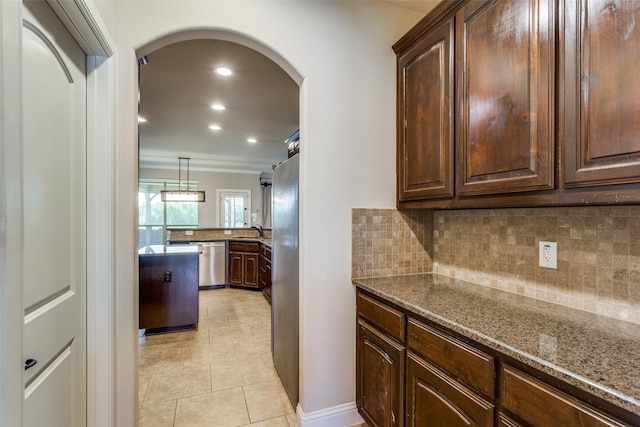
top-left (406, 353), bottom-right (494, 427)
top-left (24, 345), bottom-right (74, 427)
top-left (456, 0), bottom-right (554, 195)
top-left (22, 1), bottom-right (87, 425)
top-left (398, 16), bottom-right (455, 200)
top-left (561, 0), bottom-right (640, 187)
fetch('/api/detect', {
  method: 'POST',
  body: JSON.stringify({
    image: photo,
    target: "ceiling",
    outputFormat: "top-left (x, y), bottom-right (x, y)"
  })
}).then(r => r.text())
top-left (137, 1), bottom-right (438, 175)
top-left (138, 39), bottom-right (299, 174)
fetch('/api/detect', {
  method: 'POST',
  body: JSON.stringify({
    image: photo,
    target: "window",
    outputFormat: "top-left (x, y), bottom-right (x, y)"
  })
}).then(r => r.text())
top-left (217, 189), bottom-right (251, 228)
top-left (138, 180), bottom-right (199, 248)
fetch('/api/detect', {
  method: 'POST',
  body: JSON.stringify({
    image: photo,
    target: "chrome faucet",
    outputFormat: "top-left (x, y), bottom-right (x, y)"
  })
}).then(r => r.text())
top-left (251, 224), bottom-right (264, 238)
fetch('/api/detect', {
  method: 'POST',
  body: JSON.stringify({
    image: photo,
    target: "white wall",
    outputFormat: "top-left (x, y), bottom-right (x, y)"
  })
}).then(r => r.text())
top-left (104, 1), bottom-right (424, 423)
top-left (139, 167), bottom-right (264, 228)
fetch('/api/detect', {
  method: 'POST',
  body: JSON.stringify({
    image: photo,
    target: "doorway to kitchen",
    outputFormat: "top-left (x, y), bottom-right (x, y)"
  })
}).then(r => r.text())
top-left (136, 32), bottom-right (300, 426)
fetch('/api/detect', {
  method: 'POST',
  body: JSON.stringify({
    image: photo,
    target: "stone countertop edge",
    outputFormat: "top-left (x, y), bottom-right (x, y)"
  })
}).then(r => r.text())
top-left (169, 237), bottom-right (272, 247)
top-left (353, 273), bottom-right (640, 417)
top-left (138, 245), bottom-right (201, 256)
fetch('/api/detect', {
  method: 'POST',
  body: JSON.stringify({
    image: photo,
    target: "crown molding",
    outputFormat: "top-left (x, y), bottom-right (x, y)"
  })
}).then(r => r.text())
top-left (139, 150), bottom-right (282, 174)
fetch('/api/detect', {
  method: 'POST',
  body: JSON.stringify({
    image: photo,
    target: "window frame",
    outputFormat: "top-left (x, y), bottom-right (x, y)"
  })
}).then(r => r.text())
top-left (138, 178), bottom-right (199, 247)
top-left (216, 189), bottom-right (252, 228)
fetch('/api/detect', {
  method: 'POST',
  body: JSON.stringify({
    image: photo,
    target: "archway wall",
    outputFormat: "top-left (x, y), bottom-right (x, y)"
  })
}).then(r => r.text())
top-left (104, 0), bottom-right (424, 423)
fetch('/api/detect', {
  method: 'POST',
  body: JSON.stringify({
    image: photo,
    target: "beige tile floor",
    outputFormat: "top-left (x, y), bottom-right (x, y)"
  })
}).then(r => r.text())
top-left (138, 288), bottom-right (297, 427)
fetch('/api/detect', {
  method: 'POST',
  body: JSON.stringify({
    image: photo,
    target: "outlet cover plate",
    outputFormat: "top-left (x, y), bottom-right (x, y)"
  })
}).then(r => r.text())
top-left (539, 241), bottom-right (557, 269)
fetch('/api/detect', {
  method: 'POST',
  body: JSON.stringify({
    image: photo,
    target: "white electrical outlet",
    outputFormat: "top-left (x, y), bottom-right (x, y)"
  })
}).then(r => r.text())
top-left (539, 241), bottom-right (557, 269)
top-left (185, 230), bottom-right (193, 236)
top-left (224, 230), bottom-right (232, 235)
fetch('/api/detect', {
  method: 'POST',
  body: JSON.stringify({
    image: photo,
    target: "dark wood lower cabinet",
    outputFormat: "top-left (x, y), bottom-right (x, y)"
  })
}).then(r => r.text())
top-left (258, 244), bottom-right (272, 303)
top-left (497, 413), bottom-right (523, 427)
top-left (406, 353), bottom-right (494, 427)
top-left (139, 253), bottom-right (199, 330)
top-left (228, 241), bottom-right (259, 289)
top-left (243, 252), bottom-right (258, 288)
top-left (356, 289), bottom-right (639, 427)
top-left (357, 319), bottom-right (405, 427)
top-left (228, 251), bottom-right (244, 286)
top-left (500, 365), bottom-right (629, 427)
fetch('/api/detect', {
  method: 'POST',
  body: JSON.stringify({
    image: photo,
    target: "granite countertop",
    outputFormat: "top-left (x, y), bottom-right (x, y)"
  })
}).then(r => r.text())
top-left (353, 273), bottom-right (640, 416)
top-left (138, 245), bottom-right (201, 256)
top-left (169, 237), bottom-right (272, 248)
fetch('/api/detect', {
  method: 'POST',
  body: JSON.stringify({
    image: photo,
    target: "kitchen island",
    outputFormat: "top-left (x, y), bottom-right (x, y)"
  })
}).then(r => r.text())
top-left (354, 273), bottom-right (640, 426)
top-left (139, 244), bottom-right (200, 332)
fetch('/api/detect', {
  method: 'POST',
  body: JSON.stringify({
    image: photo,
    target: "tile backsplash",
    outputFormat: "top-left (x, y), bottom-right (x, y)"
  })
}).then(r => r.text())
top-left (168, 228), bottom-right (271, 242)
top-left (352, 206), bottom-right (640, 324)
top-left (351, 208), bottom-right (433, 279)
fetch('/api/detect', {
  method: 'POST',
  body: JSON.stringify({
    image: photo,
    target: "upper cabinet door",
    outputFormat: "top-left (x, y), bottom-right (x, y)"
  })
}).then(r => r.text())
top-left (397, 16), bottom-right (455, 201)
top-left (456, 0), bottom-right (555, 196)
top-left (561, 0), bottom-right (640, 188)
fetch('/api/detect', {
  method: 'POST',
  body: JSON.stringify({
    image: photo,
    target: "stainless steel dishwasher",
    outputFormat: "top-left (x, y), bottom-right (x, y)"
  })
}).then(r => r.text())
top-left (193, 241), bottom-right (226, 288)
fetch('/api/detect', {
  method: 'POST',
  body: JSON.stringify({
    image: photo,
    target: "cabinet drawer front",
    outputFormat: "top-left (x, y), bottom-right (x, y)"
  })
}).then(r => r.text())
top-left (408, 318), bottom-right (494, 396)
top-left (260, 244), bottom-right (271, 258)
top-left (260, 253), bottom-right (271, 266)
top-left (500, 365), bottom-right (627, 427)
top-left (357, 292), bottom-right (405, 342)
top-left (229, 241), bottom-right (259, 252)
top-left (406, 353), bottom-right (494, 427)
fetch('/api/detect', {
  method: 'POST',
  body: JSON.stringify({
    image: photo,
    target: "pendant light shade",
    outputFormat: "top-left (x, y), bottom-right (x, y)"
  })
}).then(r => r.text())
top-left (160, 157), bottom-right (205, 202)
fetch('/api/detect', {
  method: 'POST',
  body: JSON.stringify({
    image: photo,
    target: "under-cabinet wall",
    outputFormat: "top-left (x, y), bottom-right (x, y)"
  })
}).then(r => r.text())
top-left (352, 206), bottom-right (640, 324)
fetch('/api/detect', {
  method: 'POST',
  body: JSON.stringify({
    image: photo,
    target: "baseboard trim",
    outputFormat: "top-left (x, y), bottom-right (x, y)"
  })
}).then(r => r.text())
top-left (296, 401), bottom-right (364, 427)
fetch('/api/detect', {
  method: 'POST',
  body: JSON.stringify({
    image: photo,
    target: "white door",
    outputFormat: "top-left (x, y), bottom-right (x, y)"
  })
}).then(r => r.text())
top-left (218, 190), bottom-right (251, 227)
top-left (21, 1), bottom-right (87, 425)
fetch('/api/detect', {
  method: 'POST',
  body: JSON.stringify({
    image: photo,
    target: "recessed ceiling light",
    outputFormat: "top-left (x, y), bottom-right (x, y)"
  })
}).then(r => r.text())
top-left (138, 116), bottom-right (147, 123)
top-left (210, 104), bottom-right (226, 111)
top-left (247, 138), bottom-right (257, 143)
top-left (209, 125), bottom-right (221, 131)
top-left (215, 67), bottom-right (233, 76)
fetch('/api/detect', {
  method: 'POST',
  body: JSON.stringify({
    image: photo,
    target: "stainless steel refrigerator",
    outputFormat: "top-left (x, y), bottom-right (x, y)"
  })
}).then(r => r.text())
top-left (272, 154), bottom-right (299, 408)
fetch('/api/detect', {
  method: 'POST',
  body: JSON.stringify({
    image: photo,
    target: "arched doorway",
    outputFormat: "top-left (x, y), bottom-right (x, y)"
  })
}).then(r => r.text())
top-left (135, 32), bottom-right (301, 425)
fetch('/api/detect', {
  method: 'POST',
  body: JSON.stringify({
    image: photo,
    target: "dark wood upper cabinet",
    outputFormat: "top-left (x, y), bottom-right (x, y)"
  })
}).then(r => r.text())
top-left (561, 0), bottom-right (640, 188)
top-left (395, 0), bottom-right (640, 208)
top-left (397, 15), bottom-right (455, 200)
top-left (455, 0), bottom-right (555, 196)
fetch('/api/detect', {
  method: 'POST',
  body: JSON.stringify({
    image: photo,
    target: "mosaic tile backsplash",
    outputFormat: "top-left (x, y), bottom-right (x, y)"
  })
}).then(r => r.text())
top-left (352, 206), bottom-right (640, 324)
top-left (351, 209), bottom-right (433, 278)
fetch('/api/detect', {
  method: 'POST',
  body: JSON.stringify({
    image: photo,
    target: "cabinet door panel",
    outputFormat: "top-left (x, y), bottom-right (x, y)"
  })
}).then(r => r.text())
top-left (244, 253), bottom-right (259, 288)
top-left (561, 0), bottom-right (640, 187)
top-left (357, 320), bottom-right (405, 427)
top-left (456, 0), bottom-right (554, 195)
top-left (398, 16), bottom-right (455, 200)
top-left (406, 353), bottom-right (494, 427)
top-left (228, 251), bottom-right (243, 285)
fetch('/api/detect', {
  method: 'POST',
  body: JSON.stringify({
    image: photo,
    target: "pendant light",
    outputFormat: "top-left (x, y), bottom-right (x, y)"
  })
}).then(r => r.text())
top-left (161, 157), bottom-right (205, 202)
